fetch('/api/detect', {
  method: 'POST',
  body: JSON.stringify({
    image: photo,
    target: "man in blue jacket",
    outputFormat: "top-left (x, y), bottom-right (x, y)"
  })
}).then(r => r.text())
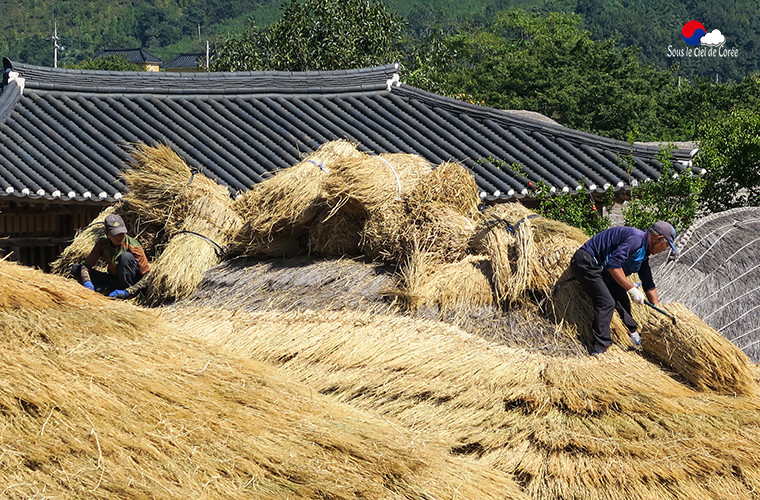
top-left (570, 221), bottom-right (678, 355)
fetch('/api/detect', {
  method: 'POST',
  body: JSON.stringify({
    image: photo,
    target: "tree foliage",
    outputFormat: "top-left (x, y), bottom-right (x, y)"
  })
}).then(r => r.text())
top-left (695, 108), bottom-right (760, 213)
top-left (623, 149), bottom-right (705, 233)
top-left (403, 10), bottom-right (677, 141)
top-left (533, 182), bottom-right (614, 236)
top-left (210, 0), bottom-right (403, 72)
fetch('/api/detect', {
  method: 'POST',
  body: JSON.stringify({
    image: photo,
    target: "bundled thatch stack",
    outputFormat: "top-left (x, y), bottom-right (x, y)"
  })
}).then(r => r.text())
top-left (232, 140), bottom-right (364, 257)
top-left (146, 177), bottom-right (242, 303)
top-left (321, 151), bottom-right (434, 258)
top-left (0, 259), bottom-right (527, 499)
top-left (361, 161), bottom-right (478, 264)
top-left (639, 302), bottom-right (758, 396)
top-left (52, 142), bottom-right (242, 303)
top-left (392, 252), bottom-right (494, 315)
top-left (166, 304), bottom-right (760, 500)
top-left (470, 203), bottom-right (588, 308)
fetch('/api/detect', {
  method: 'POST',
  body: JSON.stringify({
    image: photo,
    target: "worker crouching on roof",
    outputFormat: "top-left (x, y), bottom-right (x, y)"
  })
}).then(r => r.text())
top-left (73, 214), bottom-right (150, 299)
top-left (570, 221), bottom-right (678, 355)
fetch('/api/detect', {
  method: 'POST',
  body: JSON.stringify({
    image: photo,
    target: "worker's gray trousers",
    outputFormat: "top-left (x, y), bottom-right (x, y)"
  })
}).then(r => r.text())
top-left (570, 248), bottom-right (638, 348)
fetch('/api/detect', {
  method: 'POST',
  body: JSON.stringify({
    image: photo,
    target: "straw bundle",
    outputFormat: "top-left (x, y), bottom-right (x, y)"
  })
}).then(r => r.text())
top-left (49, 205), bottom-right (116, 276)
top-left (168, 305), bottom-right (760, 500)
top-left (640, 302), bottom-right (759, 396)
top-left (308, 210), bottom-right (364, 257)
top-left (324, 152), bottom-right (432, 216)
top-left (406, 161), bottom-right (481, 218)
top-left (232, 140), bottom-right (362, 257)
top-left (0, 260), bottom-right (526, 499)
top-left (146, 187), bottom-right (241, 303)
top-left (121, 142), bottom-right (194, 229)
top-left (472, 204), bottom-right (536, 306)
top-left (360, 200), bottom-right (408, 262)
top-left (401, 202), bottom-right (475, 264)
top-left (393, 252), bottom-right (494, 314)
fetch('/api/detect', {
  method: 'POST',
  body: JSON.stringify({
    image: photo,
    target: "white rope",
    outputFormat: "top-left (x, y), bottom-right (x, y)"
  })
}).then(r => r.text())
top-left (377, 156), bottom-right (403, 200)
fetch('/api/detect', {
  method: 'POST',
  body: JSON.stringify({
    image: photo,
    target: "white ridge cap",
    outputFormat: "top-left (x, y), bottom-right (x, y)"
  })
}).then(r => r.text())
top-left (114, 192), bottom-right (123, 200)
top-left (5, 186), bottom-right (13, 194)
top-left (52, 190), bottom-right (61, 198)
top-left (8, 71), bottom-right (25, 94)
top-left (36, 189), bottom-right (45, 196)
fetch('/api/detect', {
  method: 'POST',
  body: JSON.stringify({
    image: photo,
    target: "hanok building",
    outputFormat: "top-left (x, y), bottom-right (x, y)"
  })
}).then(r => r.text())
top-left (164, 53), bottom-right (206, 72)
top-left (95, 48), bottom-right (163, 72)
top-left (0, 57), bottom-right (696, 269)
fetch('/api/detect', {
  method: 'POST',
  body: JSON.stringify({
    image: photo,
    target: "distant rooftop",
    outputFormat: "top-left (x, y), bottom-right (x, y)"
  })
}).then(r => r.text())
top-left (96, 48), bottom-right (162, 65)
top-left (165, 53), bottom-right (204, 70)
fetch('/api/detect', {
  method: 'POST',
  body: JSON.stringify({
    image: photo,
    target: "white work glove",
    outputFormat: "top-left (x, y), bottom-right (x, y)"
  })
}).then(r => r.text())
top-left (627, 286), bottom-right (646, 305)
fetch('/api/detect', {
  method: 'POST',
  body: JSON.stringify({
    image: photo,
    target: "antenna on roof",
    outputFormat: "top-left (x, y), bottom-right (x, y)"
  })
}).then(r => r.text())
top-left (52, 21), bottom-right (60, 68)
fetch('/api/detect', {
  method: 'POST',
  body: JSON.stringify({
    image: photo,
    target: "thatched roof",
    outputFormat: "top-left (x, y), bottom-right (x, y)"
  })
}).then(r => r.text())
top-left (186, 256), bottom-right (588, 356)
top-left (652, 207), bottom-right (760, 362)
top-left (0, 259), bottom-right (525, 498)
top-left (164, 305), bottom-right (760, 500)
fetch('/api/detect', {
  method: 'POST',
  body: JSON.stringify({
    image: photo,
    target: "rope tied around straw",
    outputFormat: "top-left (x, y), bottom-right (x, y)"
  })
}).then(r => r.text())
top-left (306, 159), bottom-right (328, 172)
top-left (177, 230), bottom-right (226, 258)
top-left (482, 214), bottom-right (541, 234)
top-left (377, 156), bottom-right (403, 200)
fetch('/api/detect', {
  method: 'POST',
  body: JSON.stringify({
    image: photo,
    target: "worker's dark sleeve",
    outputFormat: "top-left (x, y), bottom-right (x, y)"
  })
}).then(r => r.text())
top-left (605, 235), bottom-right (640, 270)
top-left (639, 259), bottom-right (655, 291)
top-left (84, 238), bottom-right (106, 269)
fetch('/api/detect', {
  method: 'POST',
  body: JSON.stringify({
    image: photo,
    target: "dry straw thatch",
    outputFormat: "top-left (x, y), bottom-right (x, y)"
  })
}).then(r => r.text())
top-left (232, 140), bottom-right (363, 257)
top-left (166, 305), bottom-right (760, 500)
top-left (392, 252), bottom-right (494, 315)
top-left (405, 161), bottom-right (481, 219)
top-left (360, 200), bottom-right (408, 262)
top-left (0, 260), bottom-right (526, 499)
top-left (640, 302), bottom-right (758, 395)
top-left (472, 203), bottom-right (589, 306)
top-left (400, 202), bottom-right (475, 264)
top-left (145, 188), bottom-right (242, 304)
top-left (323, 152), bottom-right (432, 216)
top-left (121, 142), bottom-right (195, 233)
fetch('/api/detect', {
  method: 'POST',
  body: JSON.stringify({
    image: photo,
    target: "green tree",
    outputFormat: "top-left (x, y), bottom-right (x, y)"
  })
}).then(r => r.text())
top-left (210, 0), bottom-right (404, 72)
top-left (533, 182), bottom-right (614, 236)
top-left (695, 108), bottom-right (760, 213)
top-left (65, 54), bottom-right (143, 71)
top-left (403, 10), bottom-right (677, 141)
top-left (623, 148), bottom-right (705, 232)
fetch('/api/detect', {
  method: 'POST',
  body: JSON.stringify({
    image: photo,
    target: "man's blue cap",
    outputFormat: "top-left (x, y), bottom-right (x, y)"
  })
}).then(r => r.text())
top-left (651, 220), bottom-right (678, 254)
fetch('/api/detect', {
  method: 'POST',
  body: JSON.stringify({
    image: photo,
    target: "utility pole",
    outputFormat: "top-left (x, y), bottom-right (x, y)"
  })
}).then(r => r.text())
top-left (206, 40), bottom-right (210, 70)
top-left (53, 21), bottom-right (60, 68)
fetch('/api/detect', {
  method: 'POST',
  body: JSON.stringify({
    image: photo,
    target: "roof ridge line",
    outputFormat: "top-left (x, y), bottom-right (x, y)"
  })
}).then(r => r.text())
top-left (394, 84), bottom-right (692, 159)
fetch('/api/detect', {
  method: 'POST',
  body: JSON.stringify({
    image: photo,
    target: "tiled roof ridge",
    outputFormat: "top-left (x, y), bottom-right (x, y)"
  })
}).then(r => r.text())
top-left (394, 85), bottom-right (692, 160)
top-left (2, 59), bottom-right (399, 95)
